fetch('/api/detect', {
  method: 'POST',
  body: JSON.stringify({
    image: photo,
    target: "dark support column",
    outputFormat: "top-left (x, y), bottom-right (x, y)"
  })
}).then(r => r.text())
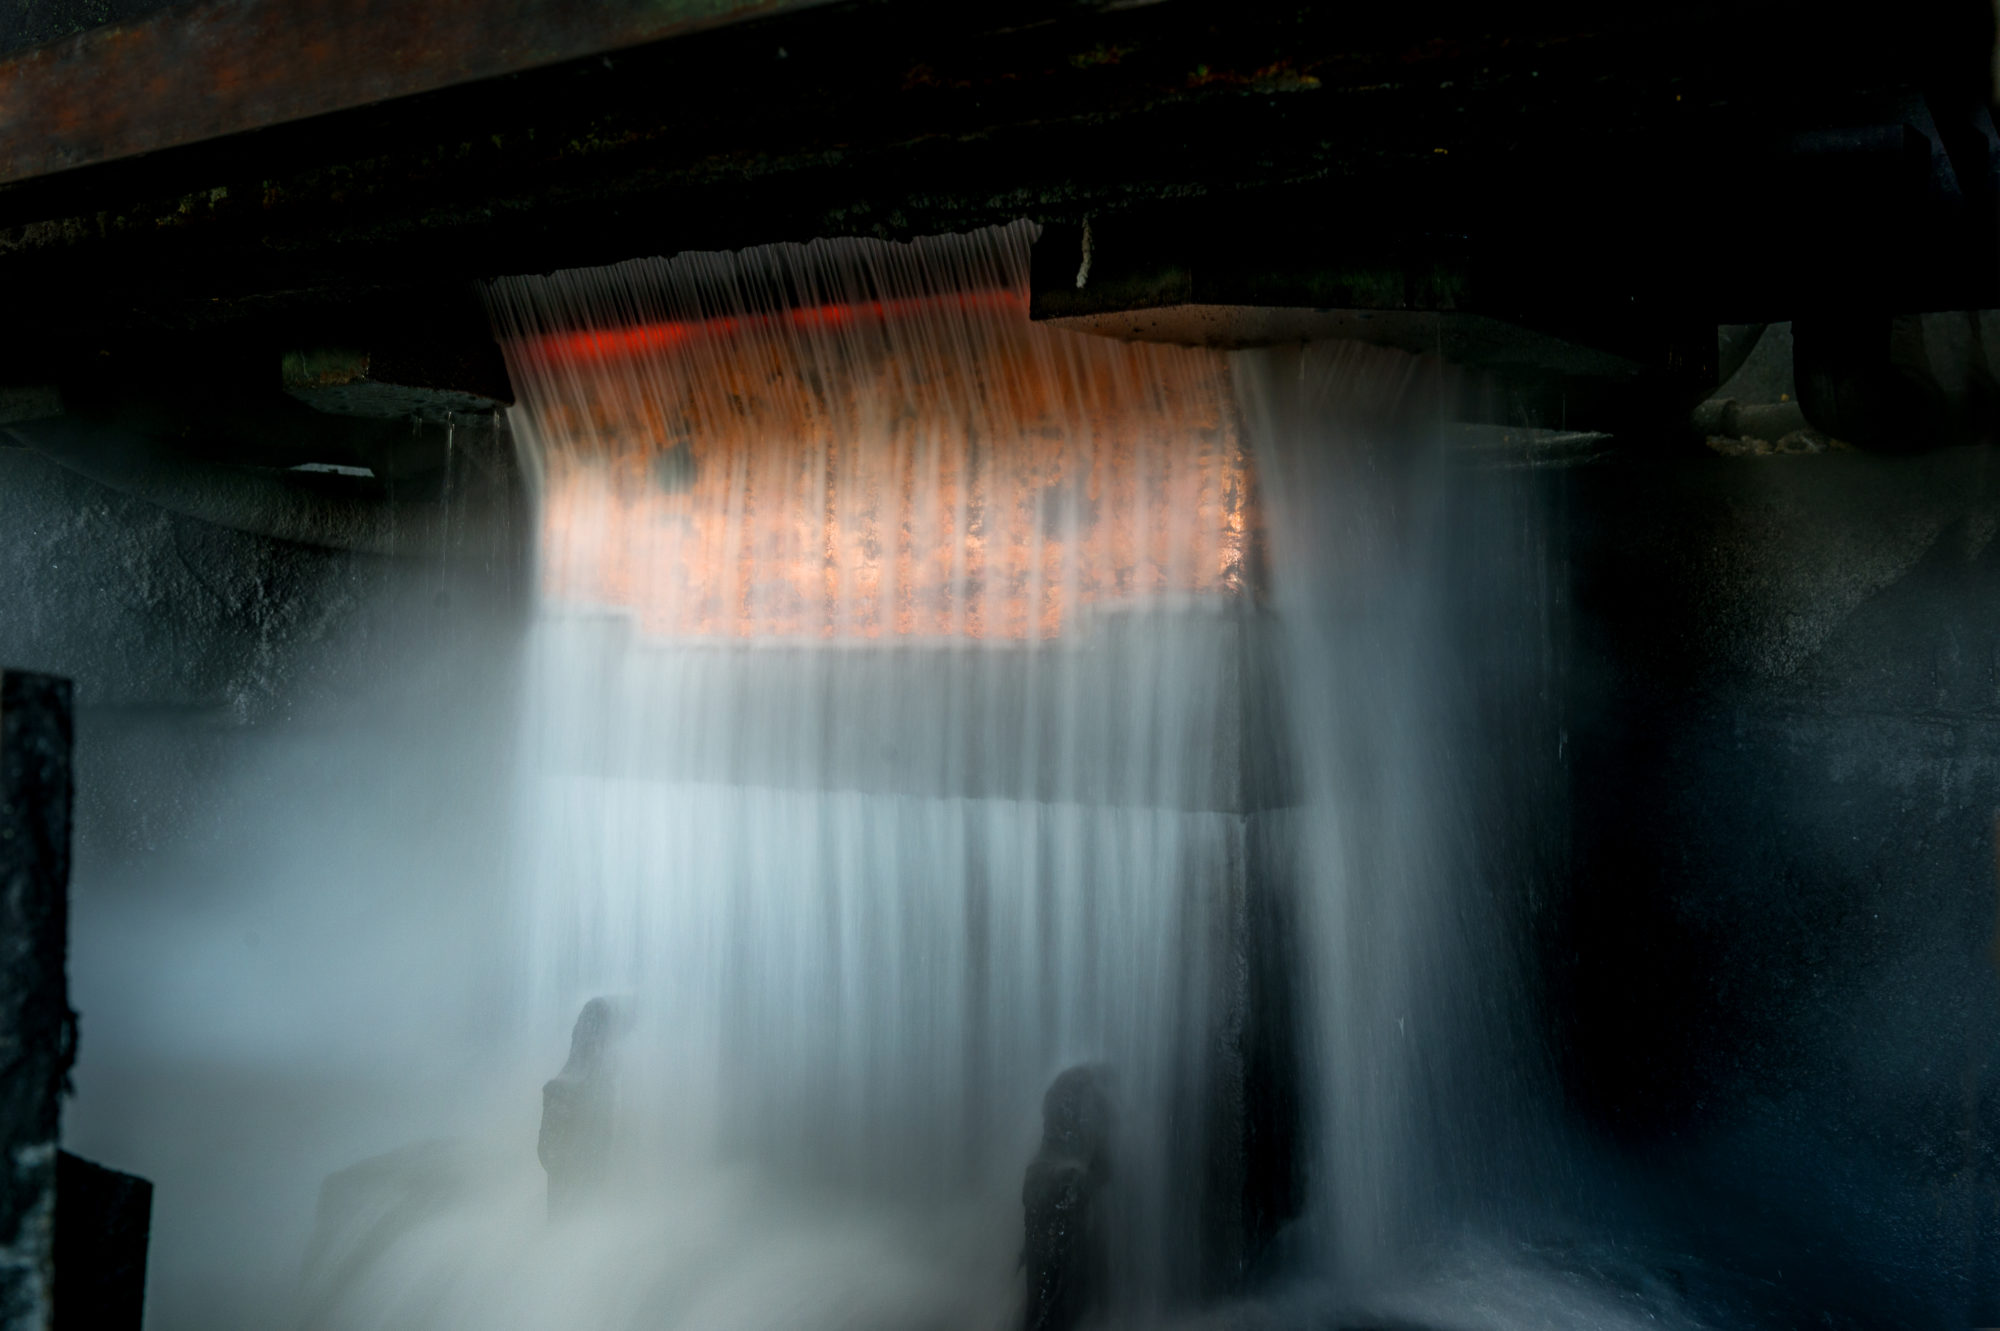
top-left (0, 671), bottom-right (73, 1331)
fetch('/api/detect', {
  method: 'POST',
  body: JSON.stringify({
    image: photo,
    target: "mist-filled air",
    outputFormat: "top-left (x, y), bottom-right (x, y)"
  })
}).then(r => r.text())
top-left (28, 218), bottom-right (1990, 1331)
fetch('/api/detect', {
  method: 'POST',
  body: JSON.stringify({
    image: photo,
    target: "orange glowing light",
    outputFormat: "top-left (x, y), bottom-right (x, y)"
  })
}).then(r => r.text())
top-left (507, 283), bottom-right (1251, 640)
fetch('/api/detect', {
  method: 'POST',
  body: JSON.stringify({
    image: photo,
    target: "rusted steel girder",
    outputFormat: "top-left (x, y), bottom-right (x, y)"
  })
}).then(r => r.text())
top-left (0, 0), bottom-right (823, 187)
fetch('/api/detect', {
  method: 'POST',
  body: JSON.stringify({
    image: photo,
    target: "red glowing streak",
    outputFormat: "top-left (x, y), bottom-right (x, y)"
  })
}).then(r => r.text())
top-left (522, 289), bottom-right (1029, 368)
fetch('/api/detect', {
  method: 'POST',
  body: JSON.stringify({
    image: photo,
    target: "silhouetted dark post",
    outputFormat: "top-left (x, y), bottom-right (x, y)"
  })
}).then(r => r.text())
top-left (0, 671), bottom-right (73, 1331)
top-left (1022, 1064), bottom-right (1114, 1331)
top-left (54, 1151), bottom-right (150, 1330)
top-left (539, 997), bottom-right (618, 1217)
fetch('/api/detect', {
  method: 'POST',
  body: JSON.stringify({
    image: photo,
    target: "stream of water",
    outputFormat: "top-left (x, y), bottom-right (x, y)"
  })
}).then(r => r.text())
top-left (487, 221), bottom-right (1260, 1323)
top-left (66, 221), bottom-right (1727, 1331)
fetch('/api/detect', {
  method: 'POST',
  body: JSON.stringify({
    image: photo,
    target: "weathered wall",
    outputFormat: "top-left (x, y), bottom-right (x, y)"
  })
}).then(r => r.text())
top-left (0, 439), bottom-right (522, 862)
top-left (1555, 443), bottom-right (2000, 1327)
top-left (0, 446), bottom-right (394, 858)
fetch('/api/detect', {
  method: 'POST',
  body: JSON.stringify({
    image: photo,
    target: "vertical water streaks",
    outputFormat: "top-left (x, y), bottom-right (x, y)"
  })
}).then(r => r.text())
top-left (1236, 343), bottom-right (1564, 1296)
top-left (489, 222), bottom-right (1262, 1311)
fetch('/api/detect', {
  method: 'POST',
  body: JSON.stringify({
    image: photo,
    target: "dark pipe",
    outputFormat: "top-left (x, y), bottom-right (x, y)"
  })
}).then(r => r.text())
top-left (1690, 397), bottom-right (1811, 444)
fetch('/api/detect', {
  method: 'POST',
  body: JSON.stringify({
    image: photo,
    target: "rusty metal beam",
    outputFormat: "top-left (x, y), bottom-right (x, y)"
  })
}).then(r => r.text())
top-left (0, 0), bottom-right (824, 187)
top-left (0, 0), bottom-right (1986, 403)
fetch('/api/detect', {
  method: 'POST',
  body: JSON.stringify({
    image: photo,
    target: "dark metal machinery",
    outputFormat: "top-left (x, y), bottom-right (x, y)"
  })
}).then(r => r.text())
top-left (0, 0), bottom-right (1994, 458)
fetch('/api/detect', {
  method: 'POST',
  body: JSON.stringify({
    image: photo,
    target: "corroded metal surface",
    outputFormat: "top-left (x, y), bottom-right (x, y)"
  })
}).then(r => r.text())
top-left (494, 229), bottom-right (1252, 642)
top-left (0, 0), bottom-right (823, 187)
